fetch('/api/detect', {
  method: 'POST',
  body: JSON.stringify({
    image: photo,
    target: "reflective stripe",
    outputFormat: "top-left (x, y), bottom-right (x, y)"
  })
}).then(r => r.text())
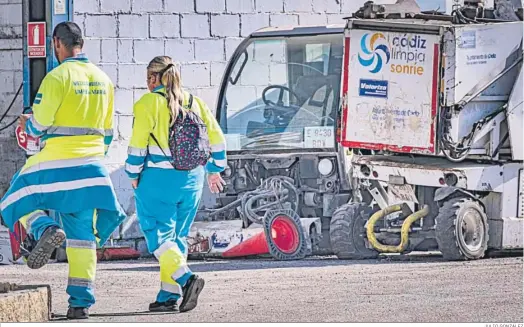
top-left (125, 163), bottom-right (144, 174)
top-left (172, 265), bottom-right (191, 281)
top-left (161, 282), bottom-right (182, 295)
top-left (29, 116), bottom-right (49, 132)
top-left (213, 159), bottom-right (227, 167)
top-left (25, 210), bottom-right (47, 234)
top-left (147, 161), bottom-right (173, 169)
top-left (211, 143), bottom-right (226, 152)
top-left (154, 240), bottom-right (178, 260)
top-left (128, 147), bottom-right (147, 157)
top-left (67, 239), bottom-right (97, 250)
top-left (148, 146), bottom-right (172, 157)
top-left (46, 126), bottom-right (112, 137)
top-left (0, 177), bottom-right (112, 211)
top-left (68, 277), bottom-right (94, 288)
top-left (20, 157), bottom-right (102, 176)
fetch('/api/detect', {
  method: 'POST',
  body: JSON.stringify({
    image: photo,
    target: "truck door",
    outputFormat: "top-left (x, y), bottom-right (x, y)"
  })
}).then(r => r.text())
top-left (339, 20), bottom-right (442, 155)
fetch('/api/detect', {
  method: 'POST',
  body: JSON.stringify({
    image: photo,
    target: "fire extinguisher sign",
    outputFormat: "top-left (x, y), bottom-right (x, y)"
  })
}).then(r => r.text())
top-left (27, 22), bottom-right (46, 58)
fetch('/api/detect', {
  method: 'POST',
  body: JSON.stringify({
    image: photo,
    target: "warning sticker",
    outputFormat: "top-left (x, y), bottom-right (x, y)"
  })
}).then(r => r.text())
top-left (27, 22), bottom-right (46, 58)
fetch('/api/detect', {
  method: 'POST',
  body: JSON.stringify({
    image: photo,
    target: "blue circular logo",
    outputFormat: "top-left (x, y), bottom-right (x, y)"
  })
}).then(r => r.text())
top-left (358, 33), bottom-right (391, 74)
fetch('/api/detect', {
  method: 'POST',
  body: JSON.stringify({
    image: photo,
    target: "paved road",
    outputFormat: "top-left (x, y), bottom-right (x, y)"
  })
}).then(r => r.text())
top-left (1, 254), bottom-right (522, 323)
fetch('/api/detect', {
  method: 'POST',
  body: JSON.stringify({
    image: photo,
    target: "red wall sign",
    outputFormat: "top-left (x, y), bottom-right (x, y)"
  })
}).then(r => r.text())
top-left (27, 22), bottom-right (46, 58)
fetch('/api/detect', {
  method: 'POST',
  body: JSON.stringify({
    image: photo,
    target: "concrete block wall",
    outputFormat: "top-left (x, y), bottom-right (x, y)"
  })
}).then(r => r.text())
top-left (0, 0), bottom-right (422, 239)
top-left (72, 0), bottom-right (385, 238)
top-left (0, 0), bottom-right (25, 197)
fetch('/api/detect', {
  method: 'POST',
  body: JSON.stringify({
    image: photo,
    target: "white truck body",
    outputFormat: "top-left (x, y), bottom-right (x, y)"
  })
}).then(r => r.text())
top-left (339, 18), bottom-right (523, 251)
top-left (342, 24), bottom-right (440, 153)
top-left (340, 19), bottom-right (523, 160)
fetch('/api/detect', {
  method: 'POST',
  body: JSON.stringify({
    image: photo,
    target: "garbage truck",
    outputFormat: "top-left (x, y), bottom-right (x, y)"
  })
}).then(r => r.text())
top-left (191, 0), bottom-right (524, 261)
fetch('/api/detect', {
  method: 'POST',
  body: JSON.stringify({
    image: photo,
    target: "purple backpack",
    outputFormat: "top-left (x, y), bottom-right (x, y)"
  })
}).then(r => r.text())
top-left (151, 93), bottom-right (211, 170)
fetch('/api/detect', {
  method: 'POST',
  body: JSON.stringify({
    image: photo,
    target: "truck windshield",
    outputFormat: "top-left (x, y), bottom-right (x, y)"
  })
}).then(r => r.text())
top-left (218, 33), bottom-right (344, 151)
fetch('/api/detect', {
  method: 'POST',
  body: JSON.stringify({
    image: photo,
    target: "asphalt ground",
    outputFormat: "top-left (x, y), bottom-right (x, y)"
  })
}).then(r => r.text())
top-left (0, 254), bottom-right (522, 323)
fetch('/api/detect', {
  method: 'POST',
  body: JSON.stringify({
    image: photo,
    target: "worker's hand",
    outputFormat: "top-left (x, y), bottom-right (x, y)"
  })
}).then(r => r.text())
top-left (207, 173), bottom-right (226, 194)
top-left (18, 114), bottom-right (30, 132)
top-left (131, 179), bottom-right (139, 190)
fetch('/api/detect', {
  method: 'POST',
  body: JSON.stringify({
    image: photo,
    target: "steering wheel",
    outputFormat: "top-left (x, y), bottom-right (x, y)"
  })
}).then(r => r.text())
top-left (262, 85), bottom-right (300, 107)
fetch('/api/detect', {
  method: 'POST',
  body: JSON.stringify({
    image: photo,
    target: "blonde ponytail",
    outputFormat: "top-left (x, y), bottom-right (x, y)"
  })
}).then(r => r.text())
top-left (147, 56), bottom-right (184, 125)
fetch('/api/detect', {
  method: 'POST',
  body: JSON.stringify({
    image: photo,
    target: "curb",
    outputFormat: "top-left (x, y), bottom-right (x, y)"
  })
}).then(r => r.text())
top-left (0, 285), bottom-right (51, 322)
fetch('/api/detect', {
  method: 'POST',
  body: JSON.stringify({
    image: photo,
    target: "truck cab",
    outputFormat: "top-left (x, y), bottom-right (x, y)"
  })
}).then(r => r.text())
top-left (200, 25), bottom-right (351, 254)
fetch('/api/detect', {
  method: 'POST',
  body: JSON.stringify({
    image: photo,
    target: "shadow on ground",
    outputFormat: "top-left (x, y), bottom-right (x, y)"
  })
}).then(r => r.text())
top-left (99, 253), bottom-right (460, 273)
top-left (52, 311), bottom-right (179, 321)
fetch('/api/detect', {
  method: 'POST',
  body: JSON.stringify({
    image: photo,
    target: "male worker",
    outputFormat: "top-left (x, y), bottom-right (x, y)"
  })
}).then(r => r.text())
top-left (0, 22), bottom-right (126, 320)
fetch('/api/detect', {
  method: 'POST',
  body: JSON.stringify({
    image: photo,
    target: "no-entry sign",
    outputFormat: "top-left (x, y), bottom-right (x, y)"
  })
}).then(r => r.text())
top-left (27, 22), bottom-right (46, 58)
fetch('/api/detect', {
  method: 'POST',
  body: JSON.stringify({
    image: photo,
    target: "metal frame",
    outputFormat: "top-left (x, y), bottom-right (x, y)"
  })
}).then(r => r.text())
top-left (214, 24), bottom-right (345, 131)
top-left (214, 28), bottom-right (349, 163)
top-left (22, 0), bottom-right (73, 111)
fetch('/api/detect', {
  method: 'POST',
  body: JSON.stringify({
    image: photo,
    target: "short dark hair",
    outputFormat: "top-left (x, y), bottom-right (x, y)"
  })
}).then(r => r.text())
top-left (52, 22), bottom-right (84, 50)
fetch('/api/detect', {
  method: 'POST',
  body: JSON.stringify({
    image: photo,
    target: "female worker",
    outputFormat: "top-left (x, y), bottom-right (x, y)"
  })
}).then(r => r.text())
top-left (125, 56), bottom-right (227, 312)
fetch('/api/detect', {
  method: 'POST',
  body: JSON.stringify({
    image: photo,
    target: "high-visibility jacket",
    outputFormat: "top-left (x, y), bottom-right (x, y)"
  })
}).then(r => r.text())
top-left (0, 54), bottom-right (126, 245)
top-left (125, 85), bottom-right (227, 179)
top-left (26, 55), bottom-right (114, 156)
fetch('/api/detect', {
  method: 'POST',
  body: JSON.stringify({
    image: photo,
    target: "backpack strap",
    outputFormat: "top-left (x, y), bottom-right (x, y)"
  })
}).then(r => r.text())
top-left (153, 91), bottom-right (193, 110)
top-left (149, 132), bottom-right (176, 169)
top-left (150, 91), bottom-right (173, 167)
top-left (187, 93), bottom-right (194, 110)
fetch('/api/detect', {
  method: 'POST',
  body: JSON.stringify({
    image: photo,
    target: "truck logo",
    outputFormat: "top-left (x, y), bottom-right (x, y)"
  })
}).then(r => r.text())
top-left (358, 33), bottom-right (391, 74)
top-left (390, 35), bottom-right (428, 76)
top-left (359, 79), bottom-right (388, 98)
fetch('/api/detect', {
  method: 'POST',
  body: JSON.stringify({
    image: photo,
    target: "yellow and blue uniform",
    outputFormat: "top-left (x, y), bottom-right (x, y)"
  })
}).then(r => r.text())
top-left (125, 85), bottom-right (226, 303)
top-left (0, 54), bottom-right (126, 308)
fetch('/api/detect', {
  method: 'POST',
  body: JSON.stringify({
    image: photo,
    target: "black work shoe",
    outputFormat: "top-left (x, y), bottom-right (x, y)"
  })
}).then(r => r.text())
top-left (27, 226), bottom-right (66, 270)
top-left (149, 299), bottom-right (178, 312)
top-left (66, 307), bottom-right (89, 320)
top-left (179, 275), bottom-right (205, 313)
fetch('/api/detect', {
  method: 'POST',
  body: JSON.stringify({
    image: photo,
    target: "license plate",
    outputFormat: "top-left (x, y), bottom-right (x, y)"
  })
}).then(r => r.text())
top-left (388, 183), bottom-right (418, 204)
top-left (304, 126), bottom-right (335, 148)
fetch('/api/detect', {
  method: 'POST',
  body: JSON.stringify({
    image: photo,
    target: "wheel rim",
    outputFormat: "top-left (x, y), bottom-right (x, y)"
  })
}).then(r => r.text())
top-left (270, 216), bottom-right (300, 254)
top-left (458, 207), bottom-right (485, 253)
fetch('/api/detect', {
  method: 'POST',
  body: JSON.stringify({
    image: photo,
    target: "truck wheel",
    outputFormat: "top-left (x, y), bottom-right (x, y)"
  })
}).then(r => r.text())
top-left (435, 198), bottom-right (489, 261)
top-left (330, 203), bottom-right (379, 260)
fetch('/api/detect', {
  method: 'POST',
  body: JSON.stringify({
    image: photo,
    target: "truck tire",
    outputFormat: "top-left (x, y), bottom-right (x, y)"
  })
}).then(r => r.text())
top-left (330, 203), bottom-right (379, 260)
top-left (435, 198), bottom-right (489, 261)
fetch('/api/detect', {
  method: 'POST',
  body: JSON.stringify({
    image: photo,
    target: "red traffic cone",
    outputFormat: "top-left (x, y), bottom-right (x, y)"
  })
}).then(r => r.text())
top-left (266, 214), bottom-right (301, 255)
top-left (222, 231), bottom-right (269, 258)
top-left (222, 213), bottom-right (304, 259)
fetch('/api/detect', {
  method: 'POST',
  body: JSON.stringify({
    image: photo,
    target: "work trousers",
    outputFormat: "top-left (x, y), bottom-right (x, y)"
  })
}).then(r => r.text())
top-left (134, 167), bottom-right (204, 302)
top-left (21, 209), bottom-right (97, 308)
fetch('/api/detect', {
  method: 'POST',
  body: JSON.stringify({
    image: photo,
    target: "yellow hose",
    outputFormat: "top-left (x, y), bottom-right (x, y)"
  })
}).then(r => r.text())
top-left (366, 204), bottom-right (430, 253)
